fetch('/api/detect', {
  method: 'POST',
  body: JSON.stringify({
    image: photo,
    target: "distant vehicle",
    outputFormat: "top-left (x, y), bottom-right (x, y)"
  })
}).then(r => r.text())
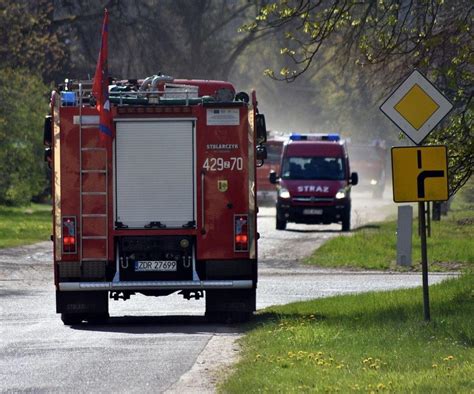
top-left (270, 133), bottom-right (358, 232)
top-left (256, 135), bottom-right (284, 203)
top-left (348, 141), bottom-right (387, 199)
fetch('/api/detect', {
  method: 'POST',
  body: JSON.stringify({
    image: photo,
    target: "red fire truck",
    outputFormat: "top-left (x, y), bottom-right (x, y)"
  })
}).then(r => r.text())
top-left (256, 133), bottom-right (285, 203)
top-left (347, 140), bottom-right (387, 199)
top-left (270, 133), bottom-right (358, 231)
top-left (43, 75), bottom-right (267, 324)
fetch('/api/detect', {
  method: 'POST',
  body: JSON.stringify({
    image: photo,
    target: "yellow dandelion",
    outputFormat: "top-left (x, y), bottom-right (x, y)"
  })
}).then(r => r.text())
top-left (432, 364), bottom-right (438, 368)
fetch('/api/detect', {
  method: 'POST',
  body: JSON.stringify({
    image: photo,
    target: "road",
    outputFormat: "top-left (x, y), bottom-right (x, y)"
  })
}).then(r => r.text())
top-left (0, 191), bottom-right (457, 392)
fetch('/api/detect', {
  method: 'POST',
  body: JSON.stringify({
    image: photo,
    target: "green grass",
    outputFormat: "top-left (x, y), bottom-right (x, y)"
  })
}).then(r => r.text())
top-left (305, 198), bottom-right (474, 271)
top-left (221, 274), bottom-right (474, 393)
top-left (0, 204), bottom-right (52, 248)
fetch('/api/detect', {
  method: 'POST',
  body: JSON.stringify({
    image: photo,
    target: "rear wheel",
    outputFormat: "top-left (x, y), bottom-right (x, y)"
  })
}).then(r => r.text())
top-left (57, 291), bottom-right (109, 325)
top-left (206, 311), bottom-right (252, 324)
top-left (206, 289), bottom-right (255, 324)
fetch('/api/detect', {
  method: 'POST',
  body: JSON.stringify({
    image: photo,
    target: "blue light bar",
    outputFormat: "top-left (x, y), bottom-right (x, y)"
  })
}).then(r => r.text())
top-left (290, 133), bottom-right (303, 141)
top-left (290, 133), bottom-right (340, 142)
top-left (327, 134), bottom-right (340, 141)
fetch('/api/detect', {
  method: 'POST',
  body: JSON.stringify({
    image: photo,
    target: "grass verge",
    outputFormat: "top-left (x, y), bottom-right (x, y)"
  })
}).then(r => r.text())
top-left (221, 274), bottom-right (474, 393)
top-left (305, 197), bottom-right (473, 271)
top-left (0, 204), bottom-right (51, 249)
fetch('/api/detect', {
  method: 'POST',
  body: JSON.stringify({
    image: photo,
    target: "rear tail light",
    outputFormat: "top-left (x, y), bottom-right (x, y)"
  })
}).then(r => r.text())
top-left (234, 214), bottom-right (248, 252)
top-left (62, 216), bottom-right (77, 254)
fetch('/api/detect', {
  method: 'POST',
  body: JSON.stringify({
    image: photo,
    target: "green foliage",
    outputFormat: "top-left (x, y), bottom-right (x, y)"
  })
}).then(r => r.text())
top-left (428, 109), bottom-right (473, 196)
top-left (244, 0), bottom-right (473, 193)
top-left (221, 274), bottom-right (474, 392)
top-left (0, 68), bottom-right (49, 206)
top-left (0, 0), bottom-right (66, 80)
top-left (0, 204), bottom-right (51, 248)
top-left (305, 195), bottom-right (473, 271)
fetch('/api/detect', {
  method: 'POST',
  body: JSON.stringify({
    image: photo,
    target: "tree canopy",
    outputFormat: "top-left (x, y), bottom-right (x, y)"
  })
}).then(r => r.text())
top-left (0, 0), bottom-right (471, 204)
top-left (0, 0), bottom-right (66, 81)
top-left (243, 0), bottom-right (473, 195)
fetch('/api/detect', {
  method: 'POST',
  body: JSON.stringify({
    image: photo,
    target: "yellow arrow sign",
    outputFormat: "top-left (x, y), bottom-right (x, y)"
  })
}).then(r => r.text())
top-left (391, 146), bottom-right (449, 202)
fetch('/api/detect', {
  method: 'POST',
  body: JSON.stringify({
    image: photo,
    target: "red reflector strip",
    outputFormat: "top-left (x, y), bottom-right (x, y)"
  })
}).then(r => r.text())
top-left (234, 214), bottom-right (249, 252)
top-left (62, 216), bottom-right (77, 254)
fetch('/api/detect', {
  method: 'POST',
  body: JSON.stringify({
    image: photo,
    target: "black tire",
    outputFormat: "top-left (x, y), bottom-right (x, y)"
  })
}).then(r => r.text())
top-left (342, 207), bottom-right (351, 232)
top-left (61, 313), bottom-right (86, 325)
top-left (276, 215), bottom-right (287, 230)
top-left (206, 289), bottom-right (255, 324)
top-left (87, 312), bottom-right (110, 324)
top-left (205, 311), bottom-right (252, 324)
top-left (228, 311), bottom-right (252, 323)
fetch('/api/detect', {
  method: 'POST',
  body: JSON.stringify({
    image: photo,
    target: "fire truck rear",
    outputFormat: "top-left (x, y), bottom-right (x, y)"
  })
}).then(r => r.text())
top-left (43, 76), bottom-right (267, 324)
top-left (256, 133), bottom-right (285, 204)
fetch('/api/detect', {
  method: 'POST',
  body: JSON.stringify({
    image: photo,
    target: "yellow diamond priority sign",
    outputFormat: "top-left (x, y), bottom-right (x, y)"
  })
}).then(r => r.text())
top-left (381, 70), bottom-right (452, 144)
top-left (391, 146), bottom-right (449, 202)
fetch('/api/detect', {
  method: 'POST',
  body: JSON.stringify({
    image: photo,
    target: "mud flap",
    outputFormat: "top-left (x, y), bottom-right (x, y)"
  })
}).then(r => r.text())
top-left (56, 291), bottom-right (108, 314)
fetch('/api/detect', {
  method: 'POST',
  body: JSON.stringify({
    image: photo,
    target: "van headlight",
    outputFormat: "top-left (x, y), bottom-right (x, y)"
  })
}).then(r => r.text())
top-left (278, 187), bottom-right (291, 199)
top-left (335, 189), bottom-right (346, 199)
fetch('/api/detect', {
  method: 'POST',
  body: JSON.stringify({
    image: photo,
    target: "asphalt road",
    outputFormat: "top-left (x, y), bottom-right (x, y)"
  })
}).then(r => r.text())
top-left (0, 191), bottom-right (457, 392)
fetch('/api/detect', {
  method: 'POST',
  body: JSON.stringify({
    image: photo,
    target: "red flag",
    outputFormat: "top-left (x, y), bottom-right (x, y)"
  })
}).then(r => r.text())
top-left (92, 9), bottom-right (112, 139)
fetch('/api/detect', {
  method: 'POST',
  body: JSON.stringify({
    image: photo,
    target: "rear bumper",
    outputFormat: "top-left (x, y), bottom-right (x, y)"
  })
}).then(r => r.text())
top-left (277, 201), bottom-right (348, 224)
top-left (59, 279), bottom-right (253, 291)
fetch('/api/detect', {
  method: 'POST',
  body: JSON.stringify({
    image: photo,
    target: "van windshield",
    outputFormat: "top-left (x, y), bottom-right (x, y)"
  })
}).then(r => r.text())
top-left (281, 157), bottom-right (346, 180)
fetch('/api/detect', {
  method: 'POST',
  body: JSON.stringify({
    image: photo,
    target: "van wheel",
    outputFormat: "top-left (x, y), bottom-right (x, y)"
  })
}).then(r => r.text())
top-left (276, 217), bottom-right (287, 230)
top-left (342, 208), bottom-right (351, 232)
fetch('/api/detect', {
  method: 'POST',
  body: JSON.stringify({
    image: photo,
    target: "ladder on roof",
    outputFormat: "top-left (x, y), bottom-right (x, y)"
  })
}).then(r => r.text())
top-left (78, 84), bottom-right (108, 262)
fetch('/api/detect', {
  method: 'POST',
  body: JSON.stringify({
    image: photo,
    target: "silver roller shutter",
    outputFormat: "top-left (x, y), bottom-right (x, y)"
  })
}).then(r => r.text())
top-left (115, 119), bottom-right (195, 228)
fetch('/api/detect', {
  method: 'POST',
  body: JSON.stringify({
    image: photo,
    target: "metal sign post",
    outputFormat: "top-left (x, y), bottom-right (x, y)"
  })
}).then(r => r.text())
top-left (418, 202), bottom-right (430, 320)
top-left (381, 69), bottom-right (453, 322)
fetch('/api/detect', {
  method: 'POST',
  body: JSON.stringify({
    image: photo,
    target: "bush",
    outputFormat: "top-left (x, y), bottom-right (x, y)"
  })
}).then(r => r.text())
top-left (0, 68), bottom-right (49, 205)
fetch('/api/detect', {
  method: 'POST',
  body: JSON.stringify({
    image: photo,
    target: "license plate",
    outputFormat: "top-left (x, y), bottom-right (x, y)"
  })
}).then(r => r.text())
top-left (303, 209), bottom-right (323, 215)
top-left (135, 261), bottom-right (177, 272)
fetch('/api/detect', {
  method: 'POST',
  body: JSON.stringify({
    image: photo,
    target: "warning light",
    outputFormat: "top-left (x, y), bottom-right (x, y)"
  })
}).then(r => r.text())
top-left (290, 133), bottom-right (340, 141)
